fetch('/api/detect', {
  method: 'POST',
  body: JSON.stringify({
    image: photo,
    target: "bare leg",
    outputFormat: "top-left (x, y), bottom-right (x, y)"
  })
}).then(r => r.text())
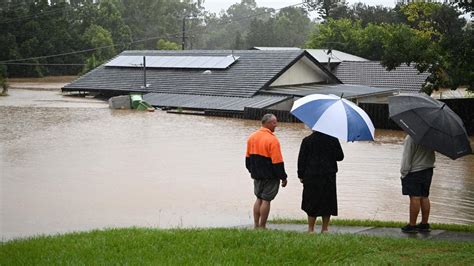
top-left (258, 200), bottom-right (271, 229)
top-left (307, 216), bottom-right (316, 233)
top-left (420, 197), bottom-right (430, 224)
top-left (321, 216), bottom-right (330, 233)
top-left (409, 196), bottom-right (421, 226)
top-left (253, 198), bottom-right (262, 229)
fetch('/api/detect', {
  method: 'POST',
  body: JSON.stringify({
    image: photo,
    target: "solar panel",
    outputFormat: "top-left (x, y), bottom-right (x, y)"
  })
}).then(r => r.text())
top-left (105, 55), bottom-right (239, 69)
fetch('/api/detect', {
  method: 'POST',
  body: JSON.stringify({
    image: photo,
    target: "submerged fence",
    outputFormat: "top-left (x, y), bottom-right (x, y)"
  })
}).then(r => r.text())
top-left (242, 98), bottom-right (474, 136)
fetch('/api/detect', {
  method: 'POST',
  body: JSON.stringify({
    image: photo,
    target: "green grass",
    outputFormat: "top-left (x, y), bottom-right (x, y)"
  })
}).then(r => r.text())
top-left (1, 228), bottom-right (473, 265)
top-left (271, 218), bottom-right (474, 232)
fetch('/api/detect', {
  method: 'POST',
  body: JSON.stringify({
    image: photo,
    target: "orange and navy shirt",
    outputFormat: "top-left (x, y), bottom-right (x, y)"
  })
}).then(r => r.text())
top-left (245, 127), bottom-right (287, 180)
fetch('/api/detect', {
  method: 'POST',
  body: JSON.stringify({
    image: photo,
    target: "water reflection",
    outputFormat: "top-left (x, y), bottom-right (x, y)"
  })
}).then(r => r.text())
top-left (1, 89), bottom-right (473, 240)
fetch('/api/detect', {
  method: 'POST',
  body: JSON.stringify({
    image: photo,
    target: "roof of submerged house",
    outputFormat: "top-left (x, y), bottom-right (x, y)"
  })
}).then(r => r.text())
top-left (63, 50), bottom-right (340, 98)
top-left (252, 47), bottom-right (369, 63)
top-left (261, 83), bottom-right (397, 99)
top-left (144, 93), bottom-right (290, 111)
top-left (334, 61), bottom-right (430, 92)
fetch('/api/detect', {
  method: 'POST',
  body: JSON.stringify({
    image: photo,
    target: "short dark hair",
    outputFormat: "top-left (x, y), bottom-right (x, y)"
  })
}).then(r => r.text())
top-left (261, 113), bottom-right (276, 124)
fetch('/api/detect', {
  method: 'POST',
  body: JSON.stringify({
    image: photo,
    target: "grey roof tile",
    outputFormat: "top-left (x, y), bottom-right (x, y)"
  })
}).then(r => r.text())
top-left (334, 61), bottom-right (430, 92)
top-left (143, 93), bottom-right (289, 111)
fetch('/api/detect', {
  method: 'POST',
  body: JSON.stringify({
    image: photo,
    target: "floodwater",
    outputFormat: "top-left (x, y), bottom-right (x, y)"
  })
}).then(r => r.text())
top-left (1, 89), bottom-right (473, 240)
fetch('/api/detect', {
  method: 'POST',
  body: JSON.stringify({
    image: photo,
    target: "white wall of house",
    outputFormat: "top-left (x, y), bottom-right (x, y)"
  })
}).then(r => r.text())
top-left (266, 98), bottom-right (295, 111)
top-left (269, 56), bottom-right (330, 87)
top-left (356, 93), bottom-right (396, 104)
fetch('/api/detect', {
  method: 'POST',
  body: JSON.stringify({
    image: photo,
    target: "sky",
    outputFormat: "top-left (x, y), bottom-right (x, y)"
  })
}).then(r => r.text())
top-left (202, 0), bottom-right (397, 15)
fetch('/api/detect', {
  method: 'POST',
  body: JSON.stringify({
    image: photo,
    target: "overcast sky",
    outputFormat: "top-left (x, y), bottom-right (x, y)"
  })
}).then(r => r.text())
top-left (202, 0), bottom-right (397, 15)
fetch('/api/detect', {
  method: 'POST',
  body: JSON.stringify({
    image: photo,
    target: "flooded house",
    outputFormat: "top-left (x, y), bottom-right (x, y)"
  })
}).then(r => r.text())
top-left (253, 47), bottom-right (430, 97)
top-left (62, 49), bottom-right (396, 118)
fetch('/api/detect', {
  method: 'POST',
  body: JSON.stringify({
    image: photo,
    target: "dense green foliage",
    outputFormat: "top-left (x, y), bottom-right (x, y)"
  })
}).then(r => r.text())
top-left (0, 0), bottom-right (199, 77)
top-left (0, 0), bottom-right (472, 91)
top-left (1, 227), bottom-right (473, 264)
top-left (156, 39), bottom-right (180, 50)
top-left (305, 2), bottom-right (473, 92)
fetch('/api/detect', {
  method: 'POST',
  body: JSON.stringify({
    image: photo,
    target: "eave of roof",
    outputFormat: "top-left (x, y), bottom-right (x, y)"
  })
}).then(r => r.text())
top-left (143, 93), bottom-right (290, 111)
top-left (260, 83), bottom-right (397, 99)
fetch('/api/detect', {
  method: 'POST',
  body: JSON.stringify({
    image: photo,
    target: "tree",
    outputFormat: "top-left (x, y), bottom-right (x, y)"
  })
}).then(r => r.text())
top-left (303, 0), bottom-right (349, 21)
top-left (390, 2), bottom-right (470, 93)
top-left (380, 24), bottom-right (435, 72)
top-left (434, 28), bottom-right (474, 91)
top-left (351, 3), bottom-right (401, 26)
top-left (397, 2), bottom-right (465, 37)
top-left (274, 7), bottom-right (311, 47)
top-left (118, 0), bottom-right (203, 49)
top-left (82, 25), bottom-right (115, 73)
top-left (204, 0), bottom-right (274, 49)
top-left (246, 18), bottom-right (277, 47)
top-left (358, 23), bottom-right (389, 60)
top-left (96, 0), bottom-right (132, 51)
top-left (233, 31), bottom-right (245, 49)
top-left (305, 18), bottom-right (363, 54)
top-left (452, 1), bottom-right (473, 15)
top-left (156, 39), bottom-right (180, 50)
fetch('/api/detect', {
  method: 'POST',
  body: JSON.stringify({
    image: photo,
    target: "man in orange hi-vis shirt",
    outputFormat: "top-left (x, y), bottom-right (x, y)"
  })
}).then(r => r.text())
top-left (246, 113), bottom-right (288, 229)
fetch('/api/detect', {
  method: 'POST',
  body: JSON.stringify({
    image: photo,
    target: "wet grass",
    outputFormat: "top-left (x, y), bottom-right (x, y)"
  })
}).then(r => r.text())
top-left (271, 218), bottom-right (474, 232)
top-left (1, 227), bottom-right (473, 265)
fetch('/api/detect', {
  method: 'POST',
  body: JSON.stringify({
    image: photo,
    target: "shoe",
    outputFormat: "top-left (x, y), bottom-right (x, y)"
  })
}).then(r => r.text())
top-left (416, 223), bottom-right (431, 232)
top-left (401, 224), bottom-right (418, 233)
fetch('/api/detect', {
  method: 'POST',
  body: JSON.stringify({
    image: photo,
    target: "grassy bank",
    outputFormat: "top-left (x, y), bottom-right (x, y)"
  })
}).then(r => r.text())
top-left (1, 227), bottom-right (473, 265)
top-left (271, 218), bottom-right (474, 232)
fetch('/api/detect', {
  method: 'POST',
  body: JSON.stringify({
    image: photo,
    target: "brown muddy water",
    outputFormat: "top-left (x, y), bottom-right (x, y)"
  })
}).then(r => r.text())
top-left (1, 89), bottom-right (473, 240)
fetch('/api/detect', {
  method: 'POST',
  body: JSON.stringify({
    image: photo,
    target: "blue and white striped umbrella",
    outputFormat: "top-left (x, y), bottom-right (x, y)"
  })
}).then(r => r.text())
top-left (291, 94), bottom-right (375, 141)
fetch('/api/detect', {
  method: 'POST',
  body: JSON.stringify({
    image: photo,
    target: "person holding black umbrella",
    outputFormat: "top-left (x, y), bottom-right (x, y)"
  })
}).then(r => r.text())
top-left (389, 93), bottom-right (472, 233)
top-left (400, 135), bottom-right (436, 233)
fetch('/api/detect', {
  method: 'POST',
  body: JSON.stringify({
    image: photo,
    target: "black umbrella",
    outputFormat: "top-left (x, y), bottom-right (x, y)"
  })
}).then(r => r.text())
top-left (388, 93), bottom-right (472, 160)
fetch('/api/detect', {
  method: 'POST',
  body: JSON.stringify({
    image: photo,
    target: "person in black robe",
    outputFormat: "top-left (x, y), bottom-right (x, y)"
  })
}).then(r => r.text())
top-left (297, 131), bottom-right (344, 233)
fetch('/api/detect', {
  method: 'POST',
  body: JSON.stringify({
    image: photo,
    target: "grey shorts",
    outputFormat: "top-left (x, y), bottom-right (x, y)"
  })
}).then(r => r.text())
top-left (254, 179), bottom-right (280, 201)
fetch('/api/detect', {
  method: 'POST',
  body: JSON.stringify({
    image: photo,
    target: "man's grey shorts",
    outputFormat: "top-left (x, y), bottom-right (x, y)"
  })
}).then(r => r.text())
top-left (254, 179), bottom-right (280, 201)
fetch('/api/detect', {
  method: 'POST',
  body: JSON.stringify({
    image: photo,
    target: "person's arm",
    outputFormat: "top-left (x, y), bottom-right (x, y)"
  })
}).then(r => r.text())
top-left (245, 139), bottom-right (251, 173)
top-left (334, 139), bottom-right (344, 162)
top-left (400, 136), bottom-right (414, 178)
top-left (270, 138), bottom-right (287, 181)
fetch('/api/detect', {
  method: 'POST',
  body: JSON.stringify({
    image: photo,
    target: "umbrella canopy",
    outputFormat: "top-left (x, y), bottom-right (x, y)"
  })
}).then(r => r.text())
top-left (389, 93), bottom-right (472, 160)
top-left (291, 94), bottom-right (375, 141)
